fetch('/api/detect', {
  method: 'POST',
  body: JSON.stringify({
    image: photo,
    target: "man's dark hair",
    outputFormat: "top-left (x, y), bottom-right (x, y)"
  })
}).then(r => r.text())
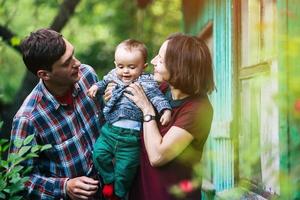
top-left (20, 28), bottom-right (66, 76)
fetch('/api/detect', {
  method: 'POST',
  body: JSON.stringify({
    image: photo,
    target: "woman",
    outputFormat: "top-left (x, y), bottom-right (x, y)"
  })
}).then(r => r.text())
top-left (124, 33), bottom-right (215, 200)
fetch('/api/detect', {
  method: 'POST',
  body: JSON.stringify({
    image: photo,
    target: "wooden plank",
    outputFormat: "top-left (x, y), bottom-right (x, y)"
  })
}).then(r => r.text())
top-left (238, 62), bottom-right (270, 79)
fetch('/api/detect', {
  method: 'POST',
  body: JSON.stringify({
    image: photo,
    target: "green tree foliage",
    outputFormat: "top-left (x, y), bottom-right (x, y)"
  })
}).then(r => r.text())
top-left (0, 122), bottom-right (52, 199)
top-left (0, 0), bottom-right (181, 102)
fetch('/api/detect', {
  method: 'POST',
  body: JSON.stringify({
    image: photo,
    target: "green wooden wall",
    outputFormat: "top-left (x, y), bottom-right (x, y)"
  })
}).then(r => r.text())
top-left (185, 0), bottom-right (300, 199)
top-left (185, 0), bottom-right (235, 192)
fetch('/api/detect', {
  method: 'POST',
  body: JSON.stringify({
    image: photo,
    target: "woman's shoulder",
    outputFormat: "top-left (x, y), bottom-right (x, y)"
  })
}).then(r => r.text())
top-left (183, 95), bottom-right (212, 113)
top-left (173, 96), bottom-right (213, 138)
top-left (175, 96), bottom-right (213, 129)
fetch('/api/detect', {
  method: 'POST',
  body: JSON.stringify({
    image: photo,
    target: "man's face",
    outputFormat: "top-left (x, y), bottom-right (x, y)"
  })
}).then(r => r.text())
top-left (114, 47), bottom-right (147, 84)
top-left (47, 39), bottom-right (81, 88)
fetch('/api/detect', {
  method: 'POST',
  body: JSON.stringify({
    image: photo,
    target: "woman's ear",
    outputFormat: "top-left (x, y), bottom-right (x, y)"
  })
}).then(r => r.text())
top-left (37, 70), bottom-right (50, 80)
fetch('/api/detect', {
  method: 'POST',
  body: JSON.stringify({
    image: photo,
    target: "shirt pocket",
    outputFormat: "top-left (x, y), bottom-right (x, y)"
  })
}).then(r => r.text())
top-left (46, 134), bottom-right (90, 176)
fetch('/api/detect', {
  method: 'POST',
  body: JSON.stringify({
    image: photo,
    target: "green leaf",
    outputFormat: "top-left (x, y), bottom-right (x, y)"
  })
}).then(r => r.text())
top-left (8, 153), bottom-right (18, 163)
top-left (1, 144), bottom-right (9, 153)
top-left (13, 157), bottom-right (27, 166)
top-left (24, 153), bottom-right (38, 159)
top-left (22, 166), bottom-right (33, 176)
top-left (11, 165), bottom-right (23, 174)
top-left (10, 196), bottom-right (23, 200)
top-left (30, 145), bottom-right (41, 153)
top-left (0, 121), bottom-right (3, 130)
top-left (10, 37), bottom-right (21, 47)
top-left (0, 179), bottom-right (7, 191)
top-left (0, 160), bottom-right (9, 169)
top-left (13, 139), bottom-right (23, 148)
top-left (10, 173), bottom-right (21, 184)
top-left (6, 181), bottom-right (23, 194)
top-left (0, 192), bottom-right (6, 199)
top-left (23, 135), bottom-right (35, 146)
top-left (18, 146), bottom-right (31, 157)
top-left (0, 139), bottom-right (8, 146)
top-left (40, 144), bottom-right (52, 151)
top-left (20, 176), bottom-right (30, 183)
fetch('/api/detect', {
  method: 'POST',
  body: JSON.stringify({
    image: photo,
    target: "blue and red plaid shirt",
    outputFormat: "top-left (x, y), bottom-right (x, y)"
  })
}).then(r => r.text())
top-left (9, 64), bottom-right (104, 199)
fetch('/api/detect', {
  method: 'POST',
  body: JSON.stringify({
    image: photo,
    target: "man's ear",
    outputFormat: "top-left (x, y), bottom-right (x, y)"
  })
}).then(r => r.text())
top-left (37, 70), bottom-right (51, 80)
top-left (144, 63), bottom-right (148, 69)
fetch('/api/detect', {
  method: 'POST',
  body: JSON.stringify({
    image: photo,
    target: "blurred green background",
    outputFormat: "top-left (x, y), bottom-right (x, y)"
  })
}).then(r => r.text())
top-left (0, 0), bottom-right (182, 137)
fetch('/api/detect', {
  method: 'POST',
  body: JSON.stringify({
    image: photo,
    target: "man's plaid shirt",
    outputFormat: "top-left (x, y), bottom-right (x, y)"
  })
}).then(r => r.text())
top-left (9, 65), bottom-right (104, 199)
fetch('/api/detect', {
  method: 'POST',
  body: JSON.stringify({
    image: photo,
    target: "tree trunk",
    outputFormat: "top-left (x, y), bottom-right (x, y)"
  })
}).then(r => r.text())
top-left (0, 25), bottom-right (21, 52)
top-left (50, 0), bottom-right (81, 32)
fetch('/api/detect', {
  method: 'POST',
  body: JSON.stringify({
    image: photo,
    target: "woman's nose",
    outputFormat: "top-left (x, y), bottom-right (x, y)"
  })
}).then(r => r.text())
top-left (151, 56), bottom-right (157, 65)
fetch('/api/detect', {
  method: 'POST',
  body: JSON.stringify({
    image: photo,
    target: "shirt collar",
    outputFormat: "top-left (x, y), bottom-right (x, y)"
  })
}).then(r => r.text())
top-left (39, 80), bottom-right (81, 110)
top-left (165, 88), bottom-right (191, 108)
top-left (39, 79), bottom-right (60, 110)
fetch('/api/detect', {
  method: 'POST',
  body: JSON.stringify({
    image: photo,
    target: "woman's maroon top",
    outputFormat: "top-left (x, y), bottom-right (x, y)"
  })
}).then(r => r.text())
top-left (129, 82), bottom-right (213, 200)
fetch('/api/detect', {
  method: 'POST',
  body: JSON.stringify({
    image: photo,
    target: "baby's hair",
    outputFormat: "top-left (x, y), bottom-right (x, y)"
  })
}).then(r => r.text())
top-left (116, 39), bottom-right (147, 63)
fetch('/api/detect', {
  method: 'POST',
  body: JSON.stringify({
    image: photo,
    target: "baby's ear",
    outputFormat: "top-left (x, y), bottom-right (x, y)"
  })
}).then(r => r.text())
top-left (114, 61), bottom-right (117, 67)
top-left (144, 63), bottom-right (148, 69)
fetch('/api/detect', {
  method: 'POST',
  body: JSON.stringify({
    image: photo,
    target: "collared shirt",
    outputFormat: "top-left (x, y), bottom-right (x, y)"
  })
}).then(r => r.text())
top-left (9, 64), bottom-right (104, 199)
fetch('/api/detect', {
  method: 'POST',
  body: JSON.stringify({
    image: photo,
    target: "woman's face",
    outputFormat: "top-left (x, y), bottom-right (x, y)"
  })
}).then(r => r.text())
top-left (151, 40), bottom-right (170, 83)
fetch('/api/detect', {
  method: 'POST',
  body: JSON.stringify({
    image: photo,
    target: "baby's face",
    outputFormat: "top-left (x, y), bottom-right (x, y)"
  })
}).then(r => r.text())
top-left (114, 47), bottom-right (147, 84)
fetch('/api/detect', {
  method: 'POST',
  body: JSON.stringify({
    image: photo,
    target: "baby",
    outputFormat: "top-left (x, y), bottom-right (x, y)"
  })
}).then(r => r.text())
top-left (88, 39), bottom-right (171, 200)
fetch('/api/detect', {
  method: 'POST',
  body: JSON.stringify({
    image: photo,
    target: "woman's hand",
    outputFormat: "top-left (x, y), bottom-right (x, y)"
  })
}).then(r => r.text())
top-left (124, 83), bottom-right (155, 115)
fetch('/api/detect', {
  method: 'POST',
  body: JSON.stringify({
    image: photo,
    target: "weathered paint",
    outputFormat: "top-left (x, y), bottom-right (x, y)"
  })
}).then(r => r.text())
top-left (183, 0), bottom-right (300, 199)
top-left (184, 0), bottom-right (235, 193)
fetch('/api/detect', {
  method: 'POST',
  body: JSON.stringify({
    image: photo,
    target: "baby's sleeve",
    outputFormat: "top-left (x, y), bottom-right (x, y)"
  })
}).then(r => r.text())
top-left (141, 76), bottom-right (171, 114)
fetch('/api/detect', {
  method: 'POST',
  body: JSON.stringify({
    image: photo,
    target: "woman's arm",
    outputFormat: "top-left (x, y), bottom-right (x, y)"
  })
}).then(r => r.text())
top-left (143, 121), bottom-right (193, 166)
top-left (124, 83), bottom-right (194, 167)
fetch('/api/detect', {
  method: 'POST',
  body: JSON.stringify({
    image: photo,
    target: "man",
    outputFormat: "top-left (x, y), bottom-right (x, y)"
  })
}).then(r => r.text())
top-left (9, 28), bottom-right (104, 199)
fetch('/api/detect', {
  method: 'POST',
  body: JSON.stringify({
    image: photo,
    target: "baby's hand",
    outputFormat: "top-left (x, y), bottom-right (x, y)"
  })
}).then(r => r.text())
top-left (104, 82), bottom-right (117, 102)
top-left (87, 85), bottom-right (99, 98)
top-left (160, 109), bottom-right (171, 126)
